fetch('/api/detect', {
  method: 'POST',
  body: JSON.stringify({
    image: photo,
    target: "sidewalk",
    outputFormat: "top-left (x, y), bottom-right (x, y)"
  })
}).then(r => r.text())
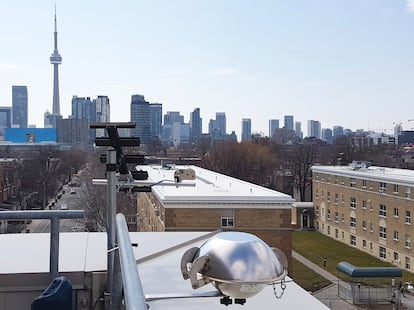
top-left (293, 250), bottom-right (414, 310)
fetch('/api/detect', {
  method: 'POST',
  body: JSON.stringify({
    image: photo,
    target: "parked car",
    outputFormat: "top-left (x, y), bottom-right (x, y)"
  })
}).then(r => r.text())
top-left (60, 204), bottom-right (68, 210)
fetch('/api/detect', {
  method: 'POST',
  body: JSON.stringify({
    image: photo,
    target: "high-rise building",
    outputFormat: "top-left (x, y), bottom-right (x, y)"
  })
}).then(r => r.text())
top-left (149, 103), bottom-right (162, 139)
top-left (269, 119), bottom-right (279, 138)
top-left (333, 126), bottom-right (344, 140)
top-left (12, 86), bottom-right (28, 128)
top-left (94, 95), bottom-right (110, 137)
top-left (307, 120), bottom-right (321, 139)
top-left (322, 128), bottom-right (333, 144)
top-left (190, 108), bottom-right (202, 143)
top-left (284, 115), bottom-right (294, 131)
top-left (72, 96), bottom-right (96, 121)
top-left (164, 111), bottom-right (184, 126)
top-left (0, 107), bottom-right (12, 137)
top-left (215, 112), bottom-right (226, 135)
top-left (241, 118), bottom-right (252, 141)
top-left (130, 95), bottom-right (151, 145)
top-left (50, 7), bottom-right (62, 117)
top-left (295, 121), bottom-right (302, 139)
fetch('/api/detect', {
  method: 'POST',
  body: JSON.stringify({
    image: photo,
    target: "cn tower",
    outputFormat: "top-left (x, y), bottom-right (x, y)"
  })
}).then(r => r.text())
top-left (50, 6), bottom-right (62, 116)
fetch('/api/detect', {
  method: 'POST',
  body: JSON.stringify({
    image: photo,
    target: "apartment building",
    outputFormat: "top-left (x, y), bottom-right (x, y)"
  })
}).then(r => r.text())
top-left (312, 161), bottom-right (414, 271)
top-left (135, 165), bottom-right (295, 262)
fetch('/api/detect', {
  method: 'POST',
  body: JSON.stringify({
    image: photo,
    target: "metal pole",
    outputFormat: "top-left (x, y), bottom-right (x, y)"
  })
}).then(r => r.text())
top-left (116, 213), bottom-right (147, 310)
top-left (106, 147), bottom-right (117, 307)
top-left (50, 217), bottom-right (60, 279)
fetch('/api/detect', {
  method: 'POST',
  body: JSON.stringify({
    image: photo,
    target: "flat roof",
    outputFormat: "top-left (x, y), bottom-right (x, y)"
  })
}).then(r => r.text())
top-left (312, 164), bottom-right (414, 186)
top-left (140, 165), bottom-right (294, 206)
top-left (0, 231), bottom-right (329, 309)
top-left (337, 262), bottom-right (403, 278)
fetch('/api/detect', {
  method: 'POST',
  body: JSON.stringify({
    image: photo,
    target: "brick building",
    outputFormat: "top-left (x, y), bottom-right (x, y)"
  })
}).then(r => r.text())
top-left (312, 161), bottom-right (414, 271)
top-left (135, 165), bottom-right (295, 262)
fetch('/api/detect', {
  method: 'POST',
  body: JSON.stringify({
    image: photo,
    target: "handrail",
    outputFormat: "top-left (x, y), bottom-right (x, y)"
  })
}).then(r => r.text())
top-left (115, 213), bottom-right (147, 310)
top-left (0, 210), bottom-right (85, 279)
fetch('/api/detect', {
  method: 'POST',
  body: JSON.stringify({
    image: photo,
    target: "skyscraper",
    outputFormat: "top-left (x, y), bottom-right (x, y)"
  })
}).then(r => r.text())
top-left (215, 112), bottom-right (226, 135)
top-left (94, 95), bottom-right (110, 137)
top-left (130, 95), bottom-right (151, 145)
top-left (149, 103), bottom-right (162, 139)
top-left (284, 115), bottom-right (294, 131)
top-left (0, 107), bottom-right (12, 136)
top-left (190, 108), bottom-right (202, 143)
top-left (307, 120), bottom-right (321, 139)
top-left (241, 118), bottom-right (252, 141)
top-left (50, 7), bottom-right (62, 116)
top-left (269, 119), bottom-right (279, 138)
top-left (295, 121), bottom-right (302, 138)
top-left (12, 86), bottom-right (28, 128)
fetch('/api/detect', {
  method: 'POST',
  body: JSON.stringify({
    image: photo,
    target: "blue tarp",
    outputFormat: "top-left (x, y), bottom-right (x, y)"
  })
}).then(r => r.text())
top-left (337, 261), bottom-right (403, 278)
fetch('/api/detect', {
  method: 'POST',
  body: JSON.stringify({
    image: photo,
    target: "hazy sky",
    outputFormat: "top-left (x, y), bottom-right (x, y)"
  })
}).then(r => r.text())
top-left (1, 0), bottom-right (414, 138)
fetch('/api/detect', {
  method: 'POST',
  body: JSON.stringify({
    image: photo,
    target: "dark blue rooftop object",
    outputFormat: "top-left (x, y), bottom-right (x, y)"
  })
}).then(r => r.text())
top-left (337, 261), bottom-right (403, 278)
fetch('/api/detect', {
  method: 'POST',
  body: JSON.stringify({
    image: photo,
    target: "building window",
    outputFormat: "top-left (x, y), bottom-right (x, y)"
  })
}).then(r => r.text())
top-left (316, 206), bottom-right (320, 216)
top-left (406, 210), bottom-right (411, 224)
top-left (363, 239), bottom-right (367, 248)
top-left (327, 226), bottom-right (331, 235)
top-left (221, 209), bottom-right (234, 228)
top-left (350, 178), bottom-right (356, 188)
top-left (393, 184), bottom-right (399, 194)
top-left (379, 182), bottom-right (387, 194)
top-left (393, 230), bottom-right (399, 241)
top-left (379, 204), bottom-right (387, 217)
top-left (394, 252), bottom-right (399, 262)
top-left (335, 229), bottom-right (338, 238)
top-left (350, 235), bottom-right (356, 246)
top-left (342, 231), bottom-right (345, 239)
top-left (327, 209), bottom-right (331, 220)
top-left (341, 177), bottom-right (345, 185)
top-left (334, 193), bottom-right (339, 204)
top-left (379, 246), bottom-right (387, 259)
top-left (341, 213), bottom-right (345, 223)
top-left (370, 222), bottom-right (374, 232)
top-left (379, 226), bottom-right (387, 239)
top-left (315, 189), bottom-right (319, 199)
top-left (350, 217), bottom-right (356, 228)
top-left (362, 200), bottom-right (367, 209)
top-left (327, 191), bottom-right (331, 202)
top-left (406, 187), bottom-right (411, 199)
top-left (342, 194), bottom-right (345, 204)
top-left (394, 208), bottom-right (399, 218)
top-left (335, 212), bottom-right (339, 223)
top-left (362, 179), bottom-right (367, 188)
top-left (362, 220), bottom-right (367, 230)
top-left (405, 234), bottom-right (411, 249)
top-left (406, 257), bottom-right (411, 269)
top-left (350, 197), bottom-right (357, 209)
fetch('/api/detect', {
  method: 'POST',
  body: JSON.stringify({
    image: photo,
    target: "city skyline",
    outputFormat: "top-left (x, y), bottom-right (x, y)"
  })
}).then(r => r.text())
top-left (1, 1), bottom-right (414, 138)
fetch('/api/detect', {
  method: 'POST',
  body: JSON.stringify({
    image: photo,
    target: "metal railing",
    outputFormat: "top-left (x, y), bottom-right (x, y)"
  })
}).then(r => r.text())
top-left (0, 210), bottom-right (85, 280)
top-left (113, 213), bottom-right (147, 310)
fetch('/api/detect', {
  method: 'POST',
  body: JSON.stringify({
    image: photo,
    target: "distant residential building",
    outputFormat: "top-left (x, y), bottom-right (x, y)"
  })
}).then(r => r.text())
top-left (149, 103), bottom-right (162, 139)
top-left (399, 131), bottom-right (414, 145)
top-left (0, 107), bottom-right (12, 137)
top-left (333, 126), bottom-right (344, 139)
top-left (208, 119), bottom-right (217, 135)
top-left (164, 111), bottom-right (184, 126)
top-left (312, 162), bottom-right (414, 272)
top-left (56, 118), bottom-right (89, 145)
top-left (322, 128), bottom-right (333, 144)
top-left (12, 86), bottom-right (28, 128)
top-left (241, 118), bottom-right (252, 141)
top-left (215, 112), bottom-right (226, 135)
top-left (94, 96), bottom-right (110, 137)
top-left (172, 123), bottom-right (190, 146)
top-left (269, 119), bottom-right (279, 138)
top-left (295, 121), bottom-right (302, 139)
top-left (44, 111), bottom-right (63, 128)
top-left (284, 115), bottom-right (294, 131)
top-left (307, 120), bottom-right (321, 139)
top-left (71, 96), bottom-right (96, 144)
top-left (190, 108), bottom-right (202, 143)
top-left (130, 95), bottom-right (151, 145)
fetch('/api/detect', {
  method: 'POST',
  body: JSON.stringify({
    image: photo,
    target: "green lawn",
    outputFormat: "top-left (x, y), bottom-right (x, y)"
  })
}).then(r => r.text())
top-left (289, 258), bottom-right (332, 292)
top-left (292, 230), bottom-right (414, 283)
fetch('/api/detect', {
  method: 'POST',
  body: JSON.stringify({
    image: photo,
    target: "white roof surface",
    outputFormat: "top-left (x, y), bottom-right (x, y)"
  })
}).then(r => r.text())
top-left (0, 231), bottom-right (329, 309)
top-left (312, 164), bottom-right (414, 186)
top-left (140, 165), bottom-right (294, 205)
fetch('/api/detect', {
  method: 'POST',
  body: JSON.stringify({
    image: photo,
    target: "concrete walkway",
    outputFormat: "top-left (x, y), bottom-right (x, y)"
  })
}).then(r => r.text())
top-left (293, 250), bottom-right (414, 310)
